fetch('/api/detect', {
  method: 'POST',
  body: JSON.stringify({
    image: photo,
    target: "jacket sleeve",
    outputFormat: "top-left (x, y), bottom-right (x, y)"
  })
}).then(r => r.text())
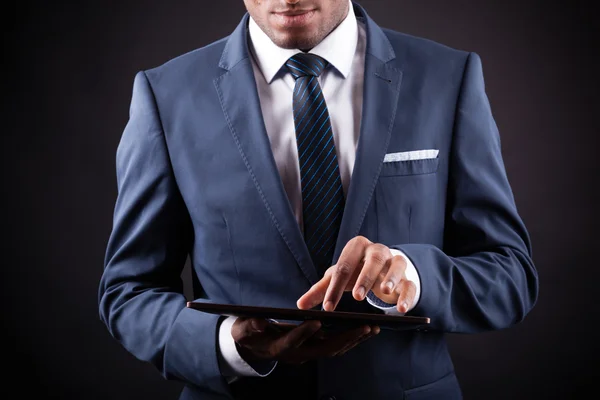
top-left (98, 71), bottom-right (229, 395)
top-left (394, 52), bottom-right (539, 333)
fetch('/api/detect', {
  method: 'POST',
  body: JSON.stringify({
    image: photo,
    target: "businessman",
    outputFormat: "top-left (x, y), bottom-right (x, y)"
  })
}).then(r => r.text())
top-left (99, 1), bottom-right (539, 399)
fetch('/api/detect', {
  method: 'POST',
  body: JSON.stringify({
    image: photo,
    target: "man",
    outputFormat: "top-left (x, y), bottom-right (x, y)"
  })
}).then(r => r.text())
top-left (98, 0), bottom-right (539, 399)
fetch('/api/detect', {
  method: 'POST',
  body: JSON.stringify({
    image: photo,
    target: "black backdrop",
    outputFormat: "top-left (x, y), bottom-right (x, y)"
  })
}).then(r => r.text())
top-left (5, 0), bottom-right (598, 399)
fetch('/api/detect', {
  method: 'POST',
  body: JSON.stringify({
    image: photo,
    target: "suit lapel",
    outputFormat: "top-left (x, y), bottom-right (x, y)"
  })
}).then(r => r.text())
top-left (333, 4), bottom-right (404, 262)
top-left (213, 4), bottom-right (404, 283)
top-left (214, 15), bottom-right (320, 285)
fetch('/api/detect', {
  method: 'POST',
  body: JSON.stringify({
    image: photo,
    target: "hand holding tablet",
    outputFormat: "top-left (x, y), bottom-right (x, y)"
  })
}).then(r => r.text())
top-left (187, 301), bottom-right (429, 363)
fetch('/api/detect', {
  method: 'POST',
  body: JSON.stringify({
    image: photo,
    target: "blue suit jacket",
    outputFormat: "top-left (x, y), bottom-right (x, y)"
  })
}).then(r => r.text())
top-left (99, 2), bottom-right (538, 399)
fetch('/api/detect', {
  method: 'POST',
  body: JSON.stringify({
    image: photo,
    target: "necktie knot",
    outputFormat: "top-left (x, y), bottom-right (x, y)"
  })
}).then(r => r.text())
top-left (285, 53), bottom-right (328, 79)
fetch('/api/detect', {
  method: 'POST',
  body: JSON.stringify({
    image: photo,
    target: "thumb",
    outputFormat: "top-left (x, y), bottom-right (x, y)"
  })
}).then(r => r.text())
top-left (232, 317), bottom-right (268, 342)
top-left (249, 318), bottom-right (269, 333)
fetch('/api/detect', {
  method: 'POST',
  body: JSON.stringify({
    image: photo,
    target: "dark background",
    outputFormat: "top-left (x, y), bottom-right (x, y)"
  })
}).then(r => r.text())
top-left (5, 0), bottom-right (598, 399)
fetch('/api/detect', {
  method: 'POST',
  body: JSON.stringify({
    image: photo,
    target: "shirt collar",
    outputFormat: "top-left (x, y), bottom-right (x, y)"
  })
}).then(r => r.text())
top-left (248, 0), bottom-right (358, 83)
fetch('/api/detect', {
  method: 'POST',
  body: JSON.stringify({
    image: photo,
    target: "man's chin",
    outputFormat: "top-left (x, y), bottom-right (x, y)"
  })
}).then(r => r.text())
top-left (271, 35), bottom-right (319, 51)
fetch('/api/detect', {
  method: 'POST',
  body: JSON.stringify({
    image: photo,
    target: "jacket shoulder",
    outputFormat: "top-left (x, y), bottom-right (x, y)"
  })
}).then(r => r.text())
top-left (142, 36), bottom-right (229, 87)
top-left (382, 28), bottom-right (470, 66)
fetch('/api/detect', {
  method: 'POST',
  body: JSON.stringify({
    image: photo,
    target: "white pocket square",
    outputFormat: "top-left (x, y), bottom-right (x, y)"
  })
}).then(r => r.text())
top-left (383, 149), bottom-right (439, 162)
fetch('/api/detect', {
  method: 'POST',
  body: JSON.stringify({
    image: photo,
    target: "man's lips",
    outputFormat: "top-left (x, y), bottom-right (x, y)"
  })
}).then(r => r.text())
top-left (271, 9), bottom-right (316, 28)
top-left (273, 9), bottom-right (314, 16)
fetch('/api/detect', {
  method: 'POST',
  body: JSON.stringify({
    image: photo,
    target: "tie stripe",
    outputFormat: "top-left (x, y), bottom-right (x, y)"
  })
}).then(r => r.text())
top-left (285, 53), bottom-right (345, 275)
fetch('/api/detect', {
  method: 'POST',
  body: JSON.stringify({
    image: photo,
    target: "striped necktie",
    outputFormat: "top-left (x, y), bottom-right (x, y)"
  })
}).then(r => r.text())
top-left (285, 53), bottom-right (345, 275)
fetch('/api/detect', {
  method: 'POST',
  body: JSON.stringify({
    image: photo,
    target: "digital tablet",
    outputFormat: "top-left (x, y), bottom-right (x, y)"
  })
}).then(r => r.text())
top-left (186, 301), bottom-right (430, 331)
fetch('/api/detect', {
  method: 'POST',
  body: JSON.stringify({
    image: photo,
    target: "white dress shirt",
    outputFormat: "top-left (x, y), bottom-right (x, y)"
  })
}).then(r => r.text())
top-left (217, 1), bottom-right (421, 380)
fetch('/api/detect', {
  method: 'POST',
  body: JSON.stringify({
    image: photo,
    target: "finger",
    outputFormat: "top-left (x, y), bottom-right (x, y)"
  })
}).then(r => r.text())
top-left (332, 333), bottom-right (370, 357)
top-left (297, 268), bottom-right (333, 310)
top-left (318, 325), bottom-right (371, 357)
top-left (278, 320), bottom-right (322, 351)
top-left (323, 236), bottom-right (371, 311)
top-left (267, 322), bottom-right (299, 333)
top-left (396, 279), bottom-right (417, 313)
top-left (334, 329), bottom-right (373, 356)
top-left (232, 318), bottom-right (270, 343)
top-left (336, 325), bottom-right (381, 356)
top-left (379, 254), bottom-right (407, 295)
top-left (311, 325), bottom-right (371, 357)
top-left (349, 325), bottom-right (380, 349)
top-left (292, 324), bottom-right (368, 361)
top-left (352, 243), bottom-right (392, 301)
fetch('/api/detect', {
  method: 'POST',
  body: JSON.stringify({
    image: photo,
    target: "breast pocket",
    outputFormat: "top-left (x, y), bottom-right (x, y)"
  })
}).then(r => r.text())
top-left (375, 156), bottom-right (443, 247)
top-left (379, 157), bottom-right (440, 177)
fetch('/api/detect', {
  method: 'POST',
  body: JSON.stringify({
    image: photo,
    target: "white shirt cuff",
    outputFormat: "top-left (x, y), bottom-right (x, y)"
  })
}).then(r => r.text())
top-left (365, 248), bottom-right (421, 315)
top-left (217, 315), bottom-right (277, 382)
